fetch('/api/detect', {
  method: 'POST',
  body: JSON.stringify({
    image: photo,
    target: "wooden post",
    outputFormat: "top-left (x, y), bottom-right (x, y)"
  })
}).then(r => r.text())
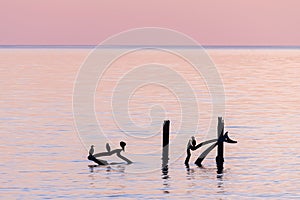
top-left (162, 120), bottom-right (170, 174)
top-left (216, 117), bottom-right (224, 174)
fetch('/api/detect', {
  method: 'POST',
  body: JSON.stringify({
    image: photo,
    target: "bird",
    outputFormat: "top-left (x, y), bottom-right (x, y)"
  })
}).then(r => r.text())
top-left (191, 136), bottom-right (196, 147)
top-left (106, 143), bottom-right (111, 152)
top-left (120, 141), bottom-right (126, 151)
top-left (89, 145), bottom-right (94, 155)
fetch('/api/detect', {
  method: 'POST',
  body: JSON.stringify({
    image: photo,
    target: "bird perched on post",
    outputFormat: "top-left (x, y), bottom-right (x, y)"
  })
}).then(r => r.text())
top-left (120, 141), bottom-right (126, 151)
top-left (191, 136), bottom-right (196, 147)
top-left (106, 143), bottom-right (111, 152)
top-left (89, 145), bottom-right (94, 155)
top-left (187, 136), bottom-right (196, 149)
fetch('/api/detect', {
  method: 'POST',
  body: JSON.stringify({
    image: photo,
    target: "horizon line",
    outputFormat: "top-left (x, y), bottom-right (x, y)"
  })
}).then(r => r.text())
top-left (1, 45), bottom-right (300, 49)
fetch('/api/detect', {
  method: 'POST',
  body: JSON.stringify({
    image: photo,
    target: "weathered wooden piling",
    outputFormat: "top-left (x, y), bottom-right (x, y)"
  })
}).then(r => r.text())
top-left (162, 120), bottom-right (170, 172)
top-left (216, 117), bottom-right (224, 174)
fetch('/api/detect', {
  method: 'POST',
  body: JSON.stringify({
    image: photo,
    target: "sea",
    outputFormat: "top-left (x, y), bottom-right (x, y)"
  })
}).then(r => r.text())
top-left (0, 46), bottom-right (299, 199)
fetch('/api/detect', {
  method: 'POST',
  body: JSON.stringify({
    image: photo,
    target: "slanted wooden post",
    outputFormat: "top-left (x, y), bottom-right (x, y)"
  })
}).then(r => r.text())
top-left (216, 117), bottom-right (224, 174)
top-left (162, 120), bottom-right (170, 173)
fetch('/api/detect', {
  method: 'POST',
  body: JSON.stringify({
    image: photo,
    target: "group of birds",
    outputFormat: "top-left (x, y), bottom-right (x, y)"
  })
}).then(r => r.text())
top-left (89, 143), bottom-right (111, 155)
top-left (89, 141), bottom-right (127, 155)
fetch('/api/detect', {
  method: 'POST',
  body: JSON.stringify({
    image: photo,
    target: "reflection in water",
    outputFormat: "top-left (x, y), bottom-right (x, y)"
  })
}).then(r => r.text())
top-left (217, 176), bottom-right (225, 194)
top-left (217, 173), bottom-right (223, 179)
top-left (185, 166), bottom-right (196, 196)
top-left (88, 173), bottom-right (97, 189)
top-left (88, 165), bottom-right (127, 189)
top-left (186, 166), bottom-right (195, 180)
top-left (106, 166), bottom-right (112, 172)
top-left (162, 165), bottom-right (169, 179)
top-left (162, 179), bottom-right (170, 194)
top-left (1, 49), bottom-right (300, 199)
top-left (161, 165), bottom-right (170, 194)
top-left (88, 165), bottom-right (125, 173)
top-left (115, 165), bottom-right (126, 173)
top-left (89, 166), bottom-right (94, 173)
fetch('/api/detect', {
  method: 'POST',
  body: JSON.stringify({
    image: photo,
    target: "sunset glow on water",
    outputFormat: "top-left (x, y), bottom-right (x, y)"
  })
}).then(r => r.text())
top-left (1, 48), bottom-right (299, 199)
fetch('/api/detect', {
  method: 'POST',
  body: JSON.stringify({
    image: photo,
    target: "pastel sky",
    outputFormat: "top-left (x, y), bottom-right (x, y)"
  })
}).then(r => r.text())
top-left (1, 0), bottom-right (300, 45)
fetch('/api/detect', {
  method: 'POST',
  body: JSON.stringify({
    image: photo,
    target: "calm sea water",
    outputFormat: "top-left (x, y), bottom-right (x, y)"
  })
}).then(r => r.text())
top-left (0, 48), bottom-right (299, 199)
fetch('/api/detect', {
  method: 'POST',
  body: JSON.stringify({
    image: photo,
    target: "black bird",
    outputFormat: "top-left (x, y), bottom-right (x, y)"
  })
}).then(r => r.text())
top-left (120, 141), bottom-right (126, 151)
top-left (191, 136), bottom-right (196, 147)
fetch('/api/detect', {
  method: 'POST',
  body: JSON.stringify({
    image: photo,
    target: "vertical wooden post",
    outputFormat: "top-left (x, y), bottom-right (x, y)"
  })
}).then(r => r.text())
top-left (162, 120), bottom-right (170, 173)
top-left (216, 117), bottom-right (224, 174)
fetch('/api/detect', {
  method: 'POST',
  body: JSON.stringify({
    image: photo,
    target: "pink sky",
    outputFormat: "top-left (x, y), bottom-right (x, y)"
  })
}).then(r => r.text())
top-left (1, 0), bottom-right (300, 46)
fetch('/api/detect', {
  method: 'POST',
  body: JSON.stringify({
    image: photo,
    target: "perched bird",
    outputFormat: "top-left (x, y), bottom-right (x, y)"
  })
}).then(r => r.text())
top-left (89, 145), bottom-right (94, 155)
top-left (191, 136), bottom-right (196, 147)
top-left (120, 141), bottom-right (126, 151)
top-left (106, 143), bottom-right (111, 152)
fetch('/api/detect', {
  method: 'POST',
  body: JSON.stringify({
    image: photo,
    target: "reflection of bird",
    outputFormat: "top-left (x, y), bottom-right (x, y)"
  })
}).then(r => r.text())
top-left (106, 143), bottom-right (111, 152)
top-left (89, 145), bottom-right (94, 155)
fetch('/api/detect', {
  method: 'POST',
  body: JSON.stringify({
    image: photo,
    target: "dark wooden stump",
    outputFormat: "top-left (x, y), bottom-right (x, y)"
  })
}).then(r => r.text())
top-left (162, 120), bottom-right (170, 172)
top-left (87, 154), bottom-right (106, 165)
top-left (216, 117), bottom-right (224, 174)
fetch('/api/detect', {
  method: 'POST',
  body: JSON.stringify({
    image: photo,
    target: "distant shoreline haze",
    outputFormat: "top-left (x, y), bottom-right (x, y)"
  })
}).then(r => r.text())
top-left (1, 45), bottom-right (300, 49)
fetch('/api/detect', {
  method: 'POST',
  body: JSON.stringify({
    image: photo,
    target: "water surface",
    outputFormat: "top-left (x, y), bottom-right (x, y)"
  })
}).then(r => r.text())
top-left (0, 48), bottom-right (299, 199)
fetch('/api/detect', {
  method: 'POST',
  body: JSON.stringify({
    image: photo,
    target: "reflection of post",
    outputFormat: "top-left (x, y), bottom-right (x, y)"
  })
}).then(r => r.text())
top-left (162, 120), bottom-right (170, 175)
top-left (216, 117), bottom-right (224, 174)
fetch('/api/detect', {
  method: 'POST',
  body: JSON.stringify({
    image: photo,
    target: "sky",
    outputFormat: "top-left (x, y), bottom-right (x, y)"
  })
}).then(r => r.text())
top-left (1, 0), bottom-right (300, 46)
